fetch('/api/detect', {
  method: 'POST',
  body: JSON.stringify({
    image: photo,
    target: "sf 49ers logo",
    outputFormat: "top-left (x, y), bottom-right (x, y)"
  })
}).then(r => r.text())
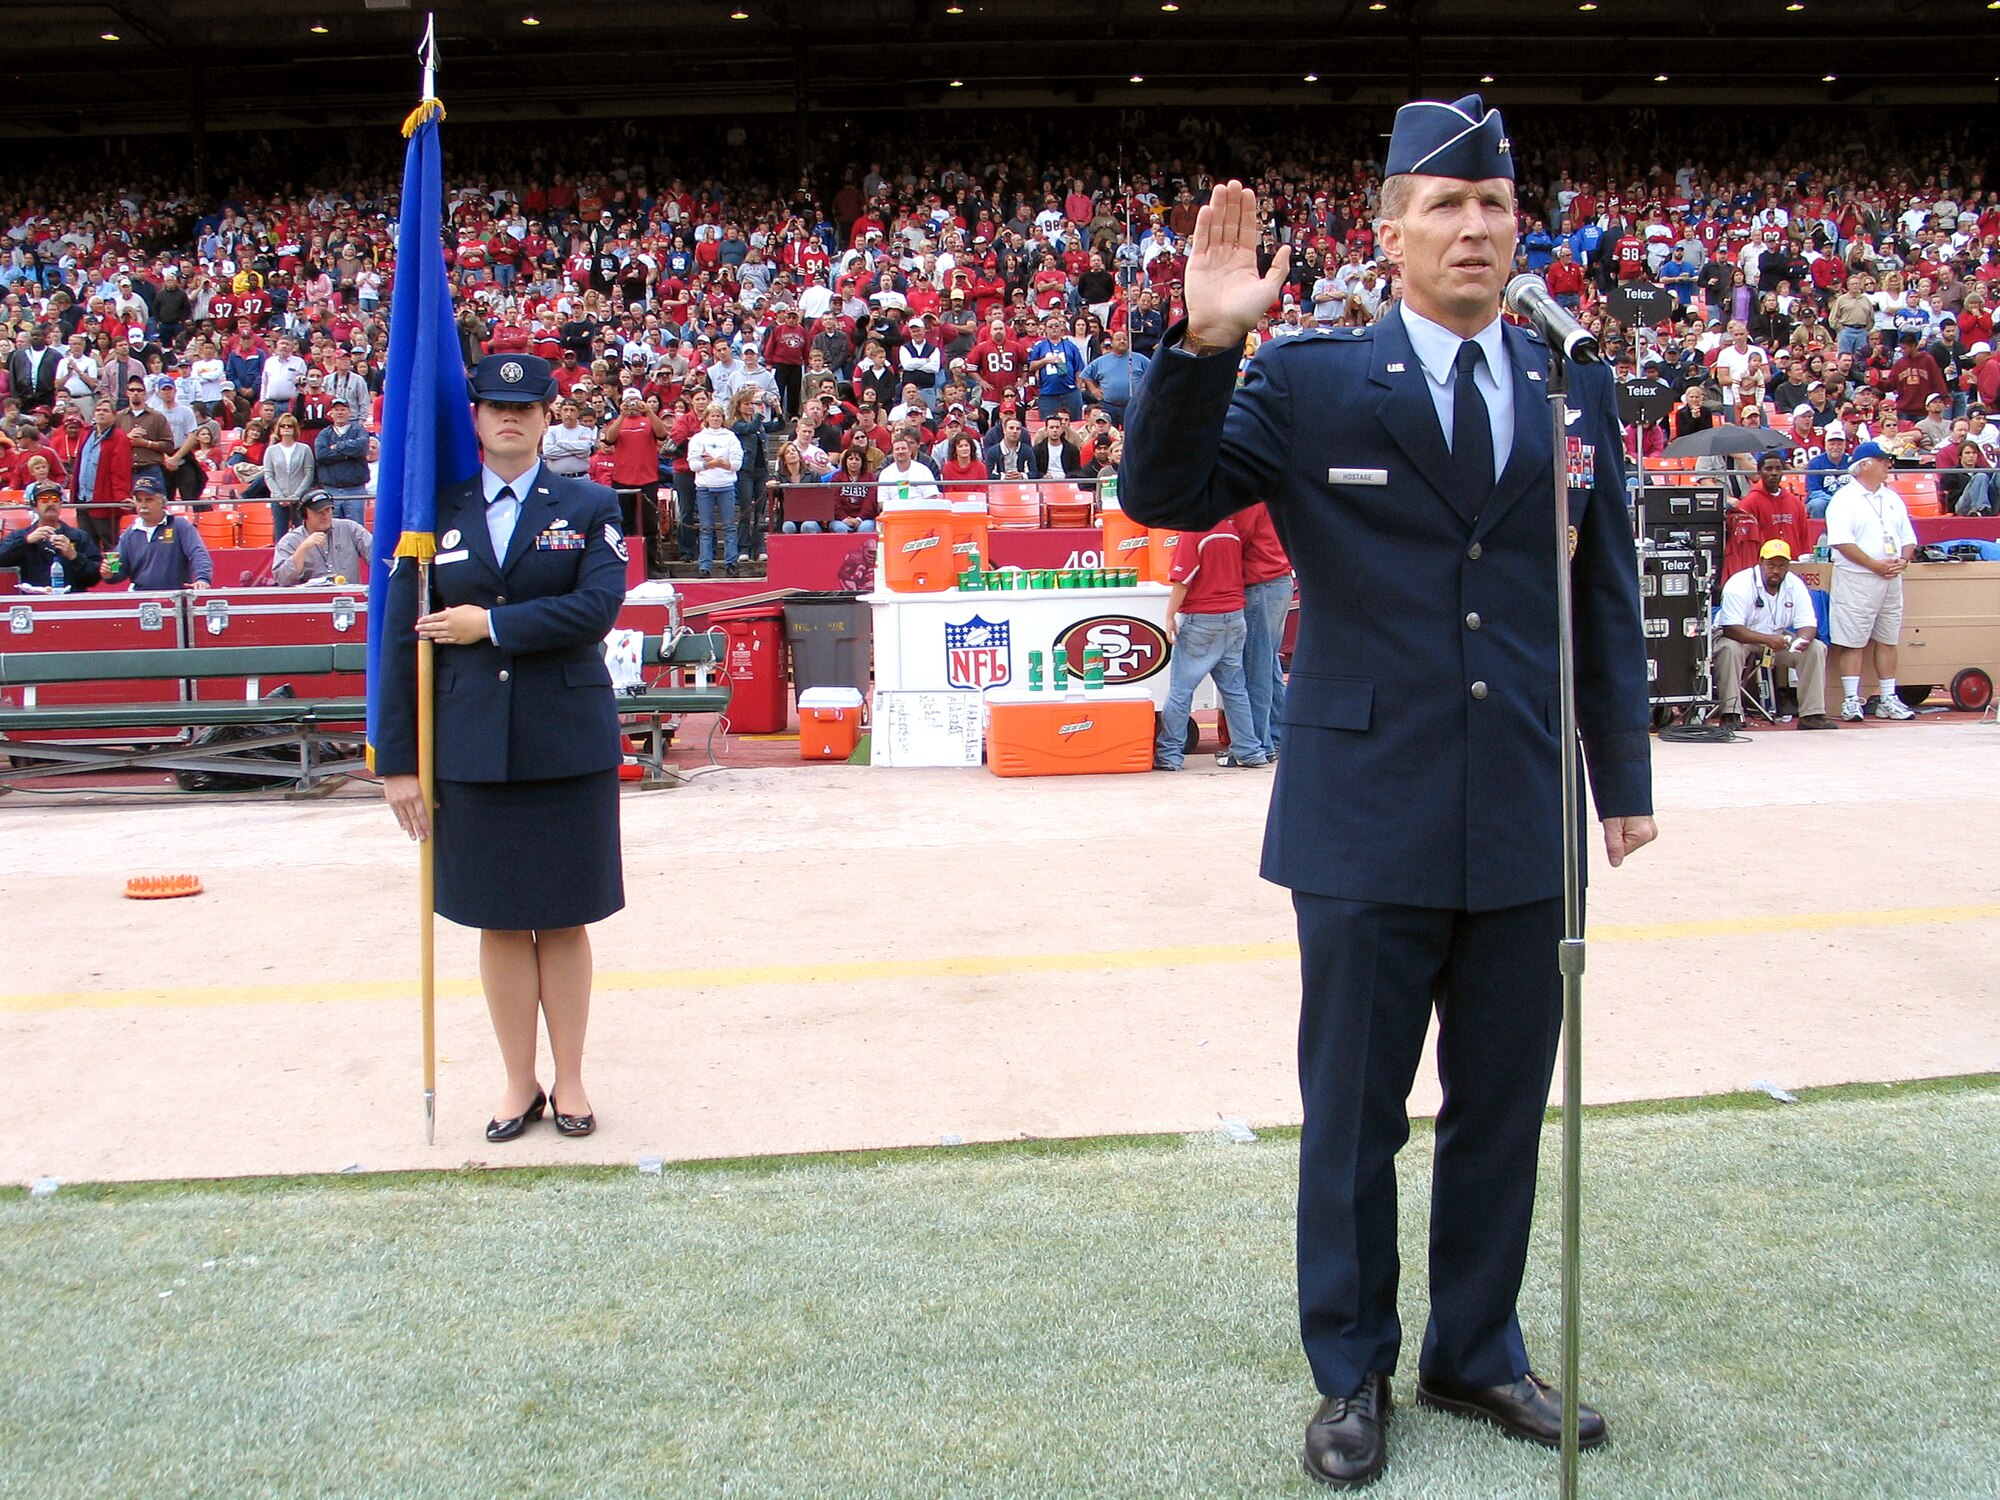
top-left (1056, 615), bottom-right (1170, 684)
top-left (945, 614), bottom-right (1011, 689)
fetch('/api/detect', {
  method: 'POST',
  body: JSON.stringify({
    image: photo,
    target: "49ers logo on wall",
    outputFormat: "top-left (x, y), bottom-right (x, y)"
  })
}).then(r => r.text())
top-left (1056, 616), bottom-right (1171, 685)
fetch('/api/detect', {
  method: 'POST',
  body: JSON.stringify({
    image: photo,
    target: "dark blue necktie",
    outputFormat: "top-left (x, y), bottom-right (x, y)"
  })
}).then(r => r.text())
top-left (1453, 340), bottom-right (1495, 513)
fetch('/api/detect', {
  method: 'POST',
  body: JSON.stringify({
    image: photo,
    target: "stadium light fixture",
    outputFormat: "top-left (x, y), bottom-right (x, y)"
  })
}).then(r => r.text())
top-left (950, 79), bottom-right (964, 87)
top-left (1653, 72), bottom-right (1669, 81)
top-left (1160, 2), bottom-right (1180, 10)
top-left (1578, 3), bottom-right (1597, 10)
top-left (521, 14), bottom-right (540, 24)
top-left (309, 22), bottom-right (329, 33)
top-left (1785, 3), bottom-right (1804, 10)
top-left (945, 3), bottom-right (964, 11)
top-left (1480, 74), bottom-right (1496, 83)
top-left (1821, 72), bottom-right (1836, 81)
top-left (1303, 72), bottom-right (1319, 82)
top-left (1130, 74), bottom-right (1145, 83)
top-left (730, 7), bottom-right (750, 16)
top-left (1367, 3), bottom-right (1387, 10)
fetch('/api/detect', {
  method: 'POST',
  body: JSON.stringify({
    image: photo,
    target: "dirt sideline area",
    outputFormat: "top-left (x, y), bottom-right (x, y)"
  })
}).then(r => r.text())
top-left (3, 716), bottom-right (1997, 1184)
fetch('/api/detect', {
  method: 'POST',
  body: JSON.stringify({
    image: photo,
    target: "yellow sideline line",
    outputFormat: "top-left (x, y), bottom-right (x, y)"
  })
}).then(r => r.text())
top-left (5, 903), bottom-right (1997, 1016)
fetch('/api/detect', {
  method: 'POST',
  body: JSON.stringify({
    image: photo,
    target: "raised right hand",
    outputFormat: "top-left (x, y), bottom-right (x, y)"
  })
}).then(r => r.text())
top-left (1184, 181), bottom-right (1291, 352)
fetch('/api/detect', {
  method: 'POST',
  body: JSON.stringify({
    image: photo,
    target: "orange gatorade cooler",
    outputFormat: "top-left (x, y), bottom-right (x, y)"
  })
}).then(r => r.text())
top-left (879, 506), bottom-right (957, 592)
top-left (798, 687), bottom-right (866, 760)
top-left (946, 499), bottom-right (990, 578)
top-left (985, 687), bottom-right (1155, 777)
top-left (1147, 527), bottom-right (1183, 584)
top-left (1099, 506), bottom-right (1155, 582)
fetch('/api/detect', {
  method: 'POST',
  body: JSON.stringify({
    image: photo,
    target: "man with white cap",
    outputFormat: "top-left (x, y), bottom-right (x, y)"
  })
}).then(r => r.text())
top-left (1824, 439), bottom-right (1919, 720)
top-left (1124, 92), bottom-right (1653, 1486)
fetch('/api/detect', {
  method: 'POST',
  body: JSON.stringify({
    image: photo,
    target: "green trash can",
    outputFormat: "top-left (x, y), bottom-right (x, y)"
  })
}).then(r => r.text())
top-left (783, 591), bottom-right (873, 699)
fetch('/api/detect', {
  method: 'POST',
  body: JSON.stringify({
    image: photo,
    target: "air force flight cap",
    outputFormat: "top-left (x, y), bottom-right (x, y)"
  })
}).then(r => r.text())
top-left (1385, 94), bottom-right (1514, 182)
top-left (469, 353), bottom-right (558, 405)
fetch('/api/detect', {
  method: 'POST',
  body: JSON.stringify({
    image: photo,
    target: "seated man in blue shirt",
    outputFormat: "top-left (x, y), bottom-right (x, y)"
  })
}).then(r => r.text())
top-left (0, 480), bottom-right (103, 590)
top-left (116, 473), bottom-right (213, 591)
top-left (1805, 427), bottom-right (1851, 518)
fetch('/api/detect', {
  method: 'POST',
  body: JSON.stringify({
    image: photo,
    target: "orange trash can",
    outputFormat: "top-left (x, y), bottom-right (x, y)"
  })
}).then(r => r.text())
top-left (878, 506), bottom-right (958, 592)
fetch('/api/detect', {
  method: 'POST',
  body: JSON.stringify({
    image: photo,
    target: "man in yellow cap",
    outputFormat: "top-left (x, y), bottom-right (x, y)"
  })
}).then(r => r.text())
top-left (1713, 538), bottom-right (1833, 730)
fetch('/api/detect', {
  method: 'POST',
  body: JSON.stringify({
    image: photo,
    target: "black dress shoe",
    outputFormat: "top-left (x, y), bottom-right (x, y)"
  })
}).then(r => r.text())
top-left (1798, 713), bottom-right (1836, 730)
top-left (1719, 711), bottom-right (1744, 732)
top-left (485, 1089), bottom-right (546, 1143)
top-left (1303, 1373), bottom-right (1389, 1489)
top-left (1415, 1370), bottom-right (1607, 1450)
top-left (549, 1093), bottom-right (596, 1138)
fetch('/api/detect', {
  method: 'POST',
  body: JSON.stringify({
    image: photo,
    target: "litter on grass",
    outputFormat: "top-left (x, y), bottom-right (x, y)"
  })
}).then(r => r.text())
top-left (1218, 1117), bottom-right (1258, 1143)
top-left (637, 1156), bottom-right (663, 1175)
top-left (29, 1177), bottom-right (60, 1198)
top-left (1751, 1080), bottom-right (1800, 1104)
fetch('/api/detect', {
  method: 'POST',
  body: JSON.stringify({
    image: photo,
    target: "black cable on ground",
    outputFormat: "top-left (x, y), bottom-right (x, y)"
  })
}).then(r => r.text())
top-left (1657, 723), bottom-right (1744, 744)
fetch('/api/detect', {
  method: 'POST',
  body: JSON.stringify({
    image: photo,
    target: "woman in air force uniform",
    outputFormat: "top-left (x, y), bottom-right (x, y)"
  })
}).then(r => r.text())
top-left (378, 353), bottom-right (629, 1142)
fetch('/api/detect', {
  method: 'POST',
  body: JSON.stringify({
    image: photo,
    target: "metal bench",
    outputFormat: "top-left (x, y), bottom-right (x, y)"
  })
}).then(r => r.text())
top-left (0, 635), bottom-right (734, 792)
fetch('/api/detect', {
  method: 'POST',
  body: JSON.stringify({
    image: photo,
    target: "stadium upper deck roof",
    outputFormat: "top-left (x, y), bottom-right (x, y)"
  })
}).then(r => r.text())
top-left (3, 0), bottom-right (1995, 137)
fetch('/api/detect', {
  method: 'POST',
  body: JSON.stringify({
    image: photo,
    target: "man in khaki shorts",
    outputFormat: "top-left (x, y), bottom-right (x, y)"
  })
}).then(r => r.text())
top-left (1823, 440), bottom-right (1919, 721)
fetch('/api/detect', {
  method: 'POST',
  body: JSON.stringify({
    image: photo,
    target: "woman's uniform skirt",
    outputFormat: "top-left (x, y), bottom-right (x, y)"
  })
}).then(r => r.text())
top-left (433, 769), bottom-right (624, 931)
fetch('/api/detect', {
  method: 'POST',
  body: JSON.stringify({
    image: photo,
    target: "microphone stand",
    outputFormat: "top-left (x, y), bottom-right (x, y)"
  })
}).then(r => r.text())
top-left (1544, 345), bottom-right (1586, 1500)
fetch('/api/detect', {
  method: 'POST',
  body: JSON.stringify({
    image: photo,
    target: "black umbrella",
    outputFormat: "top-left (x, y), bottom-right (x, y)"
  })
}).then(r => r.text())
top-left (1660, 424), bottom-right (1794, 459)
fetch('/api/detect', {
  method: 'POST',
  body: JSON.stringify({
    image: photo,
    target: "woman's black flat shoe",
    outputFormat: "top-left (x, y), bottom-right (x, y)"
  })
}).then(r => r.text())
top-left (485, 1089), bottom-right (547, 1143)
top-left (549, 1093), bottom-right (596, 1138)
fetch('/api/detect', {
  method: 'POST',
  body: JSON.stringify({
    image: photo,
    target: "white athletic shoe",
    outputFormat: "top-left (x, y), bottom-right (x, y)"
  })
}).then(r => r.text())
top-left (1873, 696), bottom-right (1917, 720)
top-left (1840, 698), bottom-right (1866, 722)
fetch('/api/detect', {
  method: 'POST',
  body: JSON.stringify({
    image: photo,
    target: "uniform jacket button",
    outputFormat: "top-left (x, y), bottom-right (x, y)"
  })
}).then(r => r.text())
top-left (1465, 611), bottom-right (1482, 630)
top-left (498, 669), bottom-right (511, 682)
top-left (1470, 680), bottom-right (1488, 699)
top-left (495, 594), bottom-right (507, 604)
top-left (1466, 542), bottom-right (1483, 560)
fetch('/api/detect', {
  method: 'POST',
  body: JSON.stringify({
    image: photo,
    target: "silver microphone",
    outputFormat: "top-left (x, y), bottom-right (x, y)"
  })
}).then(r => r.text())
top-left (1504, 273), bottom-right (1602, 365)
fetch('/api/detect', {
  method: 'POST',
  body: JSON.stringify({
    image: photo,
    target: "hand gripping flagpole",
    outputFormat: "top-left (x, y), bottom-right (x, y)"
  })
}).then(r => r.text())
top-left (1544, 347), bottom-right (1586, 1499)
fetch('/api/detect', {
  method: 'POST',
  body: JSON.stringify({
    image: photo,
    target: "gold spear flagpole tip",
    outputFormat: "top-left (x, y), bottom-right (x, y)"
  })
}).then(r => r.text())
top-left (401, 97), bottom-right (446, 137)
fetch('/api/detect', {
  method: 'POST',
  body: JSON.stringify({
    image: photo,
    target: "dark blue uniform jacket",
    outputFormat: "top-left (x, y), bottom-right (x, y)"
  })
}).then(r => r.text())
top-left (375, 471), bottom-right (627, 783)
top-left (1122, 307), bottom-right (1652, 911)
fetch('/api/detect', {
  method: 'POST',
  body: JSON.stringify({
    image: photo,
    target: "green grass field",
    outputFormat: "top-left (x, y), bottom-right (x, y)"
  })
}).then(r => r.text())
top-left (4, 1080), bottom-right (1996, 1499)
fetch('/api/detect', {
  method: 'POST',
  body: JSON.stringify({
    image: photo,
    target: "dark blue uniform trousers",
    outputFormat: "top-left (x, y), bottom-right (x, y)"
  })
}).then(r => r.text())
top-left (1293, 891), bottom-right (1565, 1399)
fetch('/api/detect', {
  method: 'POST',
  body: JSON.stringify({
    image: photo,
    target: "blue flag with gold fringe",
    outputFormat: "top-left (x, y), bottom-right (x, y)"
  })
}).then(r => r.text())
top-left (366, 97), bottom-right (479, 764)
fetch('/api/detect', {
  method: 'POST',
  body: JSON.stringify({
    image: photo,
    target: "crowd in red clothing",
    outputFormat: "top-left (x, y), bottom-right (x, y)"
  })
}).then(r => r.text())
top-left (1, 108), bottom-right (1994, 538)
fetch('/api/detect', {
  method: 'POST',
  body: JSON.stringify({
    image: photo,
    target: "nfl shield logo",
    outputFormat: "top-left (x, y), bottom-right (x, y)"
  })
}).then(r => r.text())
top-left (945, 614), bottom-right (1012, 689)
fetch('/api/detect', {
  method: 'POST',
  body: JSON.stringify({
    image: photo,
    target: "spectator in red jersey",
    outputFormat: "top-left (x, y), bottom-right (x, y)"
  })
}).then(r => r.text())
top-left (1735, 451), bottom-right (1812, 561)
top-left (601, 388), bottom-right (670, 572)
top-left (760, 304), bottom-right (810, 417)
top-left (1236, 501), bottom-right (1293, 765)
top-left (66, 396), bottom-right (133, 551)
top-left (1543, 244), bottom-right (1587, 311)
top-left (1152, 517), bottom-right (1264, 772)
top-left (1886, 330), bottom-right (1948, 419)
top-left (938, 430), bottom-right (988, 494)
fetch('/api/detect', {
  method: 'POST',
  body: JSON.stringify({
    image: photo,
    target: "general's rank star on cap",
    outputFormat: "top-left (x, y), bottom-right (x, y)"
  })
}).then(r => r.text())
top-left (1385, 94), bottom-right (1515, 182)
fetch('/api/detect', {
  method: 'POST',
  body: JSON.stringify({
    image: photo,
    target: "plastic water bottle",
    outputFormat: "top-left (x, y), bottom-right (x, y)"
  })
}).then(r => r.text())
top-left (49, 558), bottom-right (67, 594)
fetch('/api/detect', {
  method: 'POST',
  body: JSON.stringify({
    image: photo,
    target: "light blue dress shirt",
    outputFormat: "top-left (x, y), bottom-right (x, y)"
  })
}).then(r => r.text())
top-left (480, 462), bottom-right (539, 650)
top-left (481, 462), bottom-right (539, 561)
top-left (1398, 303), bottom-right (1513, 482)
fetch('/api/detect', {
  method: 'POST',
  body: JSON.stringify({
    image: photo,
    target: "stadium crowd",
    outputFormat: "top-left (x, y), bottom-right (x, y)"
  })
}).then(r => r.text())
top-left (1, 107), bottom-right (1996, 583)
